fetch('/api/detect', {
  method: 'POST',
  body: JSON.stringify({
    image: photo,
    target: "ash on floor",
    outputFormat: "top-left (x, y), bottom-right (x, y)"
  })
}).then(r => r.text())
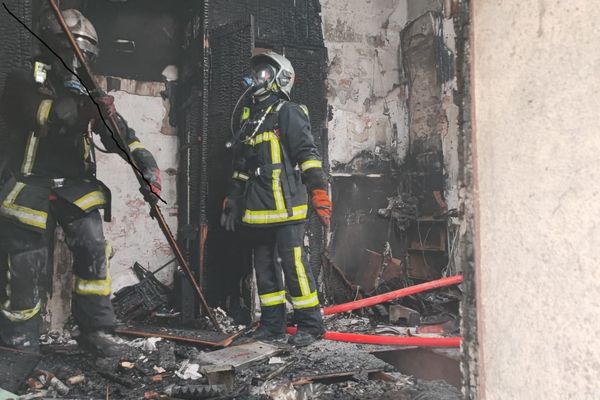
top-left (6, 331), bottom-right (460, 399)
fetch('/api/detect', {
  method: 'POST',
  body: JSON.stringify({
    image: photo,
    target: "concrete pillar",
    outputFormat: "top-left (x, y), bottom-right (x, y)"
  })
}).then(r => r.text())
top-left (472, 1), bottom-right (600, 398)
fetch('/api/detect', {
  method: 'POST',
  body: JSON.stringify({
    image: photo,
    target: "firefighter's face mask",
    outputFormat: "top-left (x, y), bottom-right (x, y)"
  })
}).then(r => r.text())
top-left (251, 63), bottom-right (277, 97)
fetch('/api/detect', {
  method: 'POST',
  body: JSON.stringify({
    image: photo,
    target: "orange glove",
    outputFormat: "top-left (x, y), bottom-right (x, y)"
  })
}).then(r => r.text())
top-left (310, 189), bottom-right (332, 228)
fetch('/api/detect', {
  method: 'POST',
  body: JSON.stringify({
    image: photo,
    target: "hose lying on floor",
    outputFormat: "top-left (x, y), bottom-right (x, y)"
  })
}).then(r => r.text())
top-left (323, 275), bottom-right (464, 316)
top-left (286, 326), bottom-right (461, 347)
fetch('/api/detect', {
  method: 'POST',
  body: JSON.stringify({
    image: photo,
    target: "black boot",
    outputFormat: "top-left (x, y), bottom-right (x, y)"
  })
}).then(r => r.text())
top-left (76, 329), bottom-right (128, 357)
top-left (0, 315), bottom-right (40, 352)
top-left (288, 330), bottom-right (324, 347)
top-left (247, 304), bottom-right (286, 342)
top-left (288, 306), bottom-right (325, 347)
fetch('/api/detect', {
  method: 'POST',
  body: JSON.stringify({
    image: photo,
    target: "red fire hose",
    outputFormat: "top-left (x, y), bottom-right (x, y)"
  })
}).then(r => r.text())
top-left (323, 275), bottom-right (463, 315)
top-left (286, 327), bottom-right (461, 347)
top-left (284, 275), bottom-right (464, 347)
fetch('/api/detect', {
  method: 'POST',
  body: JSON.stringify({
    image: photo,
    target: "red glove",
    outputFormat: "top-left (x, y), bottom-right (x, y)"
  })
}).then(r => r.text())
top-left (140, 168), bottom-right (161, 205)
top-left (96, 94), bottom-right (116, 118)
top-left (149, 168), bottom-right (162, 196)
top-left (310, 189), bottom-right (332, 228)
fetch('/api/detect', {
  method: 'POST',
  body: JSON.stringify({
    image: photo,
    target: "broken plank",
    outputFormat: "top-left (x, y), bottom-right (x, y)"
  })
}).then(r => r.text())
top-left (292, 368), bottom-right (383, 386)
top-left (115, 326), bottom-right (237, 348)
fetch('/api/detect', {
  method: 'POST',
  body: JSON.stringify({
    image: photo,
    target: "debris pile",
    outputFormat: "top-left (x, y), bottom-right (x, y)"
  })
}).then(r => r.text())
top-left (378, 194), bottom-right (419, 231)
top-left (2, 313), bottom-right (461, 399)
top-left (112, 262), bottom-right (171, 322)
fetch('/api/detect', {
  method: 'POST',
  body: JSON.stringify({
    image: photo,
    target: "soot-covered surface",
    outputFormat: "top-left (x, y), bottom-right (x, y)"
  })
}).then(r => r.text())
top-left (9, 336), bottom-right (460, 400)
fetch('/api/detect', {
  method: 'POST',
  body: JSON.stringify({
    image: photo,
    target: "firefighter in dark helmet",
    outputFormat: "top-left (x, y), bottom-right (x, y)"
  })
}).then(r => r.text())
top-left (221, 51), bottom-right (332, 347)
top-left (0, 9), bottom-right (161, 355)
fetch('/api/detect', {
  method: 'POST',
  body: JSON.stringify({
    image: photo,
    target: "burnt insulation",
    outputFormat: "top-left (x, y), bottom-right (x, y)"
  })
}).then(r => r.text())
top-left (0, 0), bottom-right (33, 146)
top-left (205, 16), bottom-right (255, 311)
top-left (177, 2), bottom-right (209, 319)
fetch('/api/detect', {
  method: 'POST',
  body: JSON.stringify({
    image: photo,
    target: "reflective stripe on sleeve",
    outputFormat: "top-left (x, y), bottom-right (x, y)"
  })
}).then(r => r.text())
top-left (242, 205), bottom-right (308, 224)
top-left (128, 141), bottom-right (146, 152)
top-left (300, 160), bottom-right (322, 172)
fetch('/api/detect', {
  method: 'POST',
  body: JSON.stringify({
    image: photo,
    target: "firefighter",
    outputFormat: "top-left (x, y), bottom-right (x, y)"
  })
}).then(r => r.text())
top-left (221, 51), bottom-right (332, 347)
top-left (0, 9), bottom-right (161, 355)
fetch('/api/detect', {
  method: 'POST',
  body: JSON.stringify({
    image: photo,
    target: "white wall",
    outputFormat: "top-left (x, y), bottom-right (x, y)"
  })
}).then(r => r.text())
top-left (472, 1), bottom-right (600, 398)
top-left (95, 79), bottom-right (178, 291)
top-left (321, 0), bottom-right (409, 167)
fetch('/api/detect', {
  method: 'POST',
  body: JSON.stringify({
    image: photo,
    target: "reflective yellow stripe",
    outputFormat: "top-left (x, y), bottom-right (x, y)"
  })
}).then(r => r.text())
top-left (242, 205), bottom-right (308, 224)
top-left (291, 291), bottom-right (319, 309)
top-left (259, 290), bottom-right (286, 307)
top-left (5, 182), bottom-right (24, 203)
top-left (241, 107), bottom-right (251, 121)
top-left (270, 136), bottom-right (282, 164)
top-left (128, 140), bottom-right (145, 152)
top-left (2, 253), bottom-right (40, 320)
top-left (268, 135), bottom-right (285, 211)
top-left (36, 99), bottom-right (53, 127)
top-left (272, 169), bottom-right (285, 210)
top-left (0, 300), bottom-right (41, 322)
top-left (20, 132), bottom-right (39, 175)
top-left (0, 183), bottom-right (47, 229)
top-left (300, 160), bottom-right (322, 172)
top-left (246, 131), bottom-right (278, 146)
top-left (232, 171), bottom-right (250, 181)
top-left (74, 243), bottom-right (111, 296)
top-left (74, 190), bottom-right (106, 211)
top-left (294, 247), bottom-right (311, 296)
top-left (0, 203), bottom-right (47, 229)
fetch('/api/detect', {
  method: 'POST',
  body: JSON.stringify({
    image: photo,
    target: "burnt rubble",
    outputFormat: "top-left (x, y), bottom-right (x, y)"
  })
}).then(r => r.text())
top-left (0, 309), bottom-right (461, 400)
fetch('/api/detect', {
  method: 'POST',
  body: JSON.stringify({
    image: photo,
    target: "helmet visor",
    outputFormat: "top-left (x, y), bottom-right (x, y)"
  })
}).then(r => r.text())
top-left (251, 63), bottom-right (276, 89)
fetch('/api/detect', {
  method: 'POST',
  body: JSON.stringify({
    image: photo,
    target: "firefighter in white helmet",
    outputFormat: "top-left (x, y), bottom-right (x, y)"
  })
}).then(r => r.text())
top-left (221, 51), bottom-right (332, 347)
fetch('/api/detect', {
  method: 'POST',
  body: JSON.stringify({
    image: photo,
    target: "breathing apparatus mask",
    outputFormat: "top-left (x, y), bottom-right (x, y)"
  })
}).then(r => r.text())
top-left (52, 37), bottom-right (98, 95)
top-left (227, 52), bottom-right (295, 148)
top-left (40, 9), bottom-right (99, 95)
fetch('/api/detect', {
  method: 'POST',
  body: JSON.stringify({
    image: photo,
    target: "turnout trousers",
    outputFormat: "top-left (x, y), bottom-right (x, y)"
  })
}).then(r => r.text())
top-left (243, 222), bottom-right (324, 335)
top-left (0, 196), bottom-right (116, 348)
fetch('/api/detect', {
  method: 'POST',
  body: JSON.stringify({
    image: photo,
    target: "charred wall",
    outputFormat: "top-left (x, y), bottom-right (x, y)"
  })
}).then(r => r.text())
top-left (0, 0), bottom-right (33, 149)
top-left (324, 1), bottom-right (458, 304)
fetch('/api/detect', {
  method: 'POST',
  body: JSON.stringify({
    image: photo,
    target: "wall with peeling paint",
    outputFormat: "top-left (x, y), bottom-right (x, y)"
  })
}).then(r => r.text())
top-left (321, 0), bottom-right (409, 167)
top-left (321, 0), bottom-right (459, 210)
top-left (95, 79), bottom-right (178, 292)
top-left (473, 1), bottom-right (600, 398)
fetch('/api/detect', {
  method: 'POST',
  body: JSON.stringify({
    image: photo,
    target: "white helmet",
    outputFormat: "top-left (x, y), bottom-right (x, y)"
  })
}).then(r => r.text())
top-left (250, 51), bottom-right (295, 100)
